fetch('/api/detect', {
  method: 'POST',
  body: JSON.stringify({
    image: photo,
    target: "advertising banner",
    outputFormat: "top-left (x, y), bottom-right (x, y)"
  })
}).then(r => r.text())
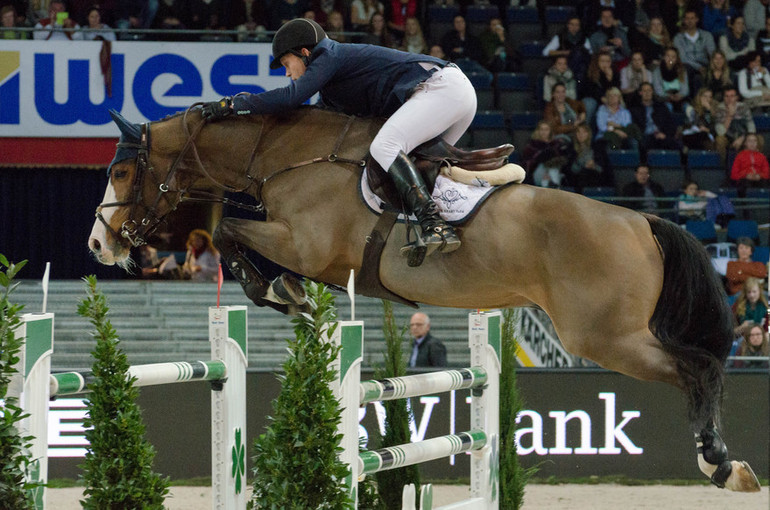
top-left (0, 40), bottom-right (290, 138)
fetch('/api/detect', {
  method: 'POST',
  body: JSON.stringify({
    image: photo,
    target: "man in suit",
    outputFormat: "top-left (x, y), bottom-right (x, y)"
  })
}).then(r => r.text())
top-left (408, 312), bottom-right (447, 368)
top-left (629, 82), bottom-right (682, 157)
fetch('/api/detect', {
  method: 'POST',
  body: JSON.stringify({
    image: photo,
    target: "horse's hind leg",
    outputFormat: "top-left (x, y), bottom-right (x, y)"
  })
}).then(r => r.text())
top-left (696, 424), bottom-right (761, 492)
top-left (213, 218), bottom-right (307, 314)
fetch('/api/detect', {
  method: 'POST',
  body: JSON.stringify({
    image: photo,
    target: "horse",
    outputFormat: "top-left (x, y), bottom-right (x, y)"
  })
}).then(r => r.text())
top-left (88, 106), bottom-right (760, 492)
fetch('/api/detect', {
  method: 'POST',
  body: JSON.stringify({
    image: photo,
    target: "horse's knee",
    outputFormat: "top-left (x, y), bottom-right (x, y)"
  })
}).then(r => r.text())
top-left (213, 218), bottom-right (238, 252)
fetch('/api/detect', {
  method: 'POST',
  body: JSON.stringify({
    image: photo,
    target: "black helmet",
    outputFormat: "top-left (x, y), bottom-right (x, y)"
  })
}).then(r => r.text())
top-left (270, 19), bottom-right (327, 69)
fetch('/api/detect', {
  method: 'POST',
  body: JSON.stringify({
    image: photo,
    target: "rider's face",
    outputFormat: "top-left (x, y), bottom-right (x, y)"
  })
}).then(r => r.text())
top-left (280, 51), bottom-right (308, 81)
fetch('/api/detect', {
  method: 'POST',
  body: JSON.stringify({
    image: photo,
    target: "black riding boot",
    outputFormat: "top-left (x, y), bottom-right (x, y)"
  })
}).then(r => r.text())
top-left (389, 151), bottom-right (461, 261)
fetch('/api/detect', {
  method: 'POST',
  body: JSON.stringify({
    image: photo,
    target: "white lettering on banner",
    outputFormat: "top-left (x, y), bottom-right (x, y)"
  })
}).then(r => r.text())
top-left (515, 309), bottom-right (574, 368)
top-left (598, 392), bottom-right (643, 454)
top-left (0, 40), bottom-right (297, 137)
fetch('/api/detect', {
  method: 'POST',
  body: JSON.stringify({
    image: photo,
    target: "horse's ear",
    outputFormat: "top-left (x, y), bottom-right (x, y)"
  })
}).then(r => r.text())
top-left (109, 109), bottom-right (142, 142)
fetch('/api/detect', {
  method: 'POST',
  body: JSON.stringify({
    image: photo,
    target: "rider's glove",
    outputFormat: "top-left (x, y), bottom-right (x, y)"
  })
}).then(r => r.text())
top-left (201, 97), bottom-right (233, 121)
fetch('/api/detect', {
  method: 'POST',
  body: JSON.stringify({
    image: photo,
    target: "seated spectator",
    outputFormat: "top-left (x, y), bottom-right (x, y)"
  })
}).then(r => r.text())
top-left (479, 17), bottom-right (521, 73)
top-left (181, 229), bottom-right (221, 282)
top-left (325, 10), bottom-right (346, 42)
top-left (231, 0), bottom-right (268, 41)
top-left (702, 49), bottom-right (733, 102)
top-left (542, 16), bottom-right (592, 82)
top-left (114, 0), bottom-right (158, 34)
top-left (731, 323), bottom-right (769, 369)
top-left (673, 9), bottom-right (715, 93)
top-left (1, 6), bottom-right (29, 39)
top-left (521, 121), bottom-right (573, 188)
top-left (677, 179), bottom-right (716, 222)
top-left (701, 0), bottom-right (736, 39)
top-left (596, 87), bottom-right (642, 151)
top-left (756, 16), bottom-right (770, 66)
top-left (81, 6), bottom-right (116, 40)
top-left (744, 0), bottom-right (768, 40)
top-left (726, 237), bottom-right (768, 295)
top-left (567, 123), bottom-right (608, 190)
top-left (398, 16), bottom-right (427, 54)
top-left (715, 86), bottom-right (759, 164)
top-left (544, 83), bottom-right (587, 140)
top-left (719, 15), bottom-right (755, 71)
top-left (350, 0), bottom-right (383, 31)
top-left (732, 277), bottom-right (769, 335)
top-left (634, 16), bottom-right (670, 68)
top-left (652, 46), bottom-right (690, 112)
top-left (34, 0), bottom-right (83, 40)
top-left (153, 0), bottom-right (189, 35)
top-left (736, 51), bottom-right (770, 111)
top-left (582, 0), bottom-right (635, 32)
top-left (309, 0), bottom-right (347, 28)
top-left (621, 164), bottom-right (665, 211)
top-left (269, 0), bottom-right (309, 31)
top-left (630, 81), bottom-right (682, 156)
top-left (386, 0), bottom-right (417, 40)
top-left (441, 14), bottom-right (483, 64)
top-left (682, 88), bottom-right (717, 151)
top-left (428, 44), bottom-right (445, 59)
top-left (588, 8), bottom-right (632, 67)
top-left (620, 51), bottom-right (652, 103)
top-left (662, 0), bottom-right (700, 41)
top-left (581, 51), bottom-right (620, 127)
top-left (730, 133), bottom-right (770, 190)
top-left (543, 56), bottom-right (578, 103)
top-left (360, 12), bottom-right (394, 47)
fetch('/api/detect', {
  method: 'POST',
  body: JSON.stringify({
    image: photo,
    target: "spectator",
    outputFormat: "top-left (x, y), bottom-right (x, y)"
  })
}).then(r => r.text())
top-left (386, 0), bottom-right (417, 39)
top-left (360, 11), bottom-right (394, 47)
top-left (189, 0), bottom-right (226, 31)
top-left (732, 277), bottom-right (769, 335)
top-left (269, 0), bottom-right (309, 31)
top-left (726, 237), bottom-right (768, 294)
top-left (398, 16), bottom-right (427, 54)
top-left (581, 51), bottom-right (620, 127)
top-left (715, 86), bottom-right (759, 164)
top-left (677, 178), bottom-right (716, 222)
top-left (231, 0), bottom-right (268, 41)
top-left (325, 10), bottom-right (346, 41)
top-left (544, 82), bottom-right (586, 140)
top-left (744, 0), bottom-right (770, 40)
top-left (181, 229), bottom-right (220, 282)
top-left (673, 9), bottom-right (716, 92)
top-left (588, 8), bottom-right (632, 66)
top-left (153, 0), bottom-right (189, 36)
top-left (661, 0), bottom-right (700, 38)
top-left (542, 16), bottom-right (592, 81)
top-left (682, 87), bottom-right (717, 151)
top-left (428, 43), bottom-right (445, 59)
top-left (582, 0), bottom-right (635, 31)
top-left (350, 0), bottom-right (383, 31)
top-left (567, 123), bottom-right (608, 190)
top-left (543, 55), bottom-right (578, 103)
top-left (701, 0), bottom-right (737, 39)
top-left (1, 5), bottom-right (29, 39)
top-left (309, 0), bottom-right (347, 28)
top-left (652, 46), bottom-right (690, 112)
top-left (756, 16), bottom-right (770, 65)
top-left (479, 17), bottom-right (521, 73)
top-left (702, 49), bottom-right (734, 102)
top-left (408, 312), bottom-right (447, 368)
top-left (114, 0), bottom-right (158, 34)
top-left (81, 6), bottom-right (116, 40)
top-left (521, 120), bottom-right (573, 188)
top-left (441, 14), bottom-right (483, 64)
top-left (634, 16), bottom-right (671, 68)
top-left (622, 164), bottom-right (665, 210)
top-left (730, 132), bottom-right (770, 189)
top-left (620, 51), bottom-right (653, 103)
top-left (34, 0), bottom-right (83, 40)
top-left (731, 323), bottom-right (769, 368)
top-left (596, 87), bottom-right (642, 150)
top-left (630, 81), bottom-right (682, 156)
top-left (736, 51), bottom-right (770, 110)
top-left (719, 15), bottom-right (755, 71)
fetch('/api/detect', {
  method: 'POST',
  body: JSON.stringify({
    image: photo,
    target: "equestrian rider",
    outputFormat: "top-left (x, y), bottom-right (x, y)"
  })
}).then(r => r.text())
top-left (201, 18), bottom-right (478, 257)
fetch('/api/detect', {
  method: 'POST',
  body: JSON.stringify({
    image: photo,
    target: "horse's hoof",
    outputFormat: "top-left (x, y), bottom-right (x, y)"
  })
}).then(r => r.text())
top-left (265, 274), bottom-right (307, 305)
top-left (724, 461), bottom-right (761, 492)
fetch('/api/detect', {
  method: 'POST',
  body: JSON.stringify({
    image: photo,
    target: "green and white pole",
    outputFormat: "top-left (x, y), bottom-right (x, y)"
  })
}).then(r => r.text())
top-left (16, 312), bottom-right (54, 510)
top-left (209, 305), bottom-right (248, 510)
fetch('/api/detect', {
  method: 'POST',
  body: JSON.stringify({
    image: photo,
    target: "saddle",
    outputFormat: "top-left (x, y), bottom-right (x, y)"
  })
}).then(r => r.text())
top-left (366, 138), bottom-right (515, 206)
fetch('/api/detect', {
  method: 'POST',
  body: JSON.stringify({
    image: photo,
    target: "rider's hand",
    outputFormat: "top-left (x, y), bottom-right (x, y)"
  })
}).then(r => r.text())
top-left (201, 97), bottom-right (233, 121)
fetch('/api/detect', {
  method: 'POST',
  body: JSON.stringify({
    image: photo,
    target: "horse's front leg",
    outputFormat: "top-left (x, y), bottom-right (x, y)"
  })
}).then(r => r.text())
top-left (213, 217), bottom-right (307, 315)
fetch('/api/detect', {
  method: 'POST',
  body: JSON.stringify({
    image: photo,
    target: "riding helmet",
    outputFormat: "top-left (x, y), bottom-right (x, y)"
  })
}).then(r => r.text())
top-left (270, 19), bottom-right (327, 69)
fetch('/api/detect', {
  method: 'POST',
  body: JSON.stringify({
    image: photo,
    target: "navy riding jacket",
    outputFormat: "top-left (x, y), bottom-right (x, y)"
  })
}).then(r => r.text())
top-left (231, 38), bottom-right (448, 118)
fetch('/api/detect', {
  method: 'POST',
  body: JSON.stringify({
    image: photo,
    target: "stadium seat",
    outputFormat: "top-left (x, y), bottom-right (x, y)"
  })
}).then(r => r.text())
top-left (496, 72), bottom-right (536, 112)
top-left (509, 111), bottom-right (541, 152)
top-left (469, 110), bottom-right (510, 149)
top-left (545, 6), bottom-right (575, 23)
top-left (753, 246), bottom-right (770, 263)
top-left (506, 6), bottom-right (538, 23)
top-left (745, 187), bottom-right (770, 200)
top-left (467, 72), bottom-right (494, 110)
top-left (726, 219), bottom-right (760, 243)
top-left (718, 187), bottom-right (738, 198)
top-left (427, 4), bottom-right (459, 41)
top-left (753, 113), bottom-right (770, 131)
top-left (647, 150), bottom-right (685, 191)
top-left (466, 5), bottom-right (498, 26)
top-left (686, 150), bottom-right (725, 191)
top-left (687, 150), bottom-right (721, 169)
top-left (647, 149), bottom-right (681, 167)
top-left (506, 6), bottom-right (541, 45)
top-left (685, 220), bottom-right (718, 243)
top-left (607, 149), bottom-right (640, 169)
top-left (582, 186), bottom-right (615, 199)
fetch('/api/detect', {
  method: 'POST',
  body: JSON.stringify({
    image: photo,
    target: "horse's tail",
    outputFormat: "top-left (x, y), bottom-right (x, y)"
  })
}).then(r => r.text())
top-left (644, 214), bottom-right (733, 432)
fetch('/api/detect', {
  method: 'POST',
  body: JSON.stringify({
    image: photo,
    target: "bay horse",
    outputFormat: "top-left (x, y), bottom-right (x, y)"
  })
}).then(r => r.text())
top-left (88, 107), bottom-right (760, 492)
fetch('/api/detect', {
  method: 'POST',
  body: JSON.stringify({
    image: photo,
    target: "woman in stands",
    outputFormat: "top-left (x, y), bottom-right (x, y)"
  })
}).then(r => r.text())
top-left (652, 46), bottom-right (690, 112)
top-left (732, 277), bottom-right (769, 336)
top-left (682, 88), bottom-right (717, 151)
top-left (702, 50), bottom-right (733, 102)
top-left (581, 51), bottom-right (619, 128)
top-left (182, 229), bottom-right (221, 282)
top-left (719, 15), bottom-right (755, 72)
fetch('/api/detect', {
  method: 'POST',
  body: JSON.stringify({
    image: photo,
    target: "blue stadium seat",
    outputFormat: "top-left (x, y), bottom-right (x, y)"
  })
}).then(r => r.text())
top-left (519, 41), bottom-right (546, 58)
top-left (606, 149), bottom-right (640, 168)
top-left (469, 110), bottom-right (510, 148)
top-left (496, 72), bottom-right (530, 90)
top-left (466, 5), bottom-right (498, 23)
top-left (467, 72), bottom-right (494, 110)
top-left (753, 114), bottom-right (770, 131)
top-left (428, 4), bottom-right (459, 22)
top-left (687, 150), bottom-right (721, 169)
top-left (454, 58), bottom-right (488, 75)
top-left (753, 246), bottom-right (770, 263)
top-left (496, 72), bottom-right (536, 112)
top-left (718, 187), bottom-right (738, 198)
top-left (685, 220), bottom-right (718, 243)
top-left (745, 187), bottom-right (770, 200)
top-left (546, 6), bottom-right (575, 23)
top-left (506, 6), bottom-right (539, 23)
top-left (647, 149), bottom-right (681, 168)
top-left (471, 110), bottom-right (506, 129)
top-left (582, 186), bottom-right (615, 198)
top-left (726, 219), bottom-right (760, 243)
top-left (509, 111), bottom-right (541, 152)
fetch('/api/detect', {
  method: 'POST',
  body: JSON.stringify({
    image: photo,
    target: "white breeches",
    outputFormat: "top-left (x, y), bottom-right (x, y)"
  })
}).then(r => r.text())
top-left (370, 65), bottom-right (477, 170)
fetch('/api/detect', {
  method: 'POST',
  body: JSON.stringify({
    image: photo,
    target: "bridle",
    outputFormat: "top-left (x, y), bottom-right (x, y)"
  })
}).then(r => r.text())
top-left (95, 105), bottom-right (365, 248)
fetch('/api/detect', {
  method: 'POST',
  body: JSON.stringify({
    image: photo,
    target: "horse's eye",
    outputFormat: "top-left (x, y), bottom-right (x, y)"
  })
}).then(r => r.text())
top-left (113, 169), bottom-right (128, 180)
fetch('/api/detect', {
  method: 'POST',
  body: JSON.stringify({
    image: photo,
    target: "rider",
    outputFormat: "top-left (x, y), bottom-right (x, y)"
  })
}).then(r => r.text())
top-left (201, 18), bottom-right (477, 258)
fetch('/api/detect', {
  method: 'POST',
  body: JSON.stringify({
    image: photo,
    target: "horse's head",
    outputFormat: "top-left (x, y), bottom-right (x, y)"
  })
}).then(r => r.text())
top-left (88, 110), bottom-right (185, 266)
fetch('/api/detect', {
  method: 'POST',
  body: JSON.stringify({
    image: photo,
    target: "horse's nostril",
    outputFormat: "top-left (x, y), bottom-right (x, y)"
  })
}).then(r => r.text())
top-left (90, 238), bottom-right (101, 253)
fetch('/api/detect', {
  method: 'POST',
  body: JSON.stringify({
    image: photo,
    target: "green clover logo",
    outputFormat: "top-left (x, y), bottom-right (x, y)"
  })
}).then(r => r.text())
top-left (231, 428), bottom-right (245, 494)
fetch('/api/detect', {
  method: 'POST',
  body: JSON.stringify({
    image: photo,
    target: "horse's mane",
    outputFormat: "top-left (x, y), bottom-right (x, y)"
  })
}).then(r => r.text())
top-left (152, 105), bottom-right (366, 128)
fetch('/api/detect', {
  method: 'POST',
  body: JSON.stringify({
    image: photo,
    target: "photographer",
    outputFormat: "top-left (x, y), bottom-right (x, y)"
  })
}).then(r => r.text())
top-left (33, 0), bottom-right (82, 40)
